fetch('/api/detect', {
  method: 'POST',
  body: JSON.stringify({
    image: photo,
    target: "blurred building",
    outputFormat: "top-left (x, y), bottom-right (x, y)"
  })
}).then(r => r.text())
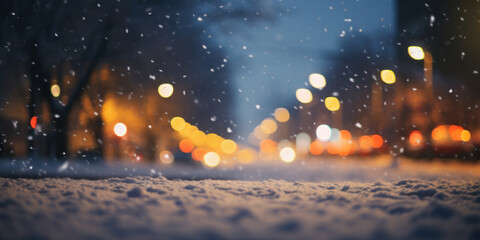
top-left (396, 0), bottom-right (480, 130)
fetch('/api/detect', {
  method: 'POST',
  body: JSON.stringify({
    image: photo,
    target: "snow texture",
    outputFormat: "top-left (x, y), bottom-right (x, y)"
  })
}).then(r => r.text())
top-left (1, 176), bottom-right (480, 240)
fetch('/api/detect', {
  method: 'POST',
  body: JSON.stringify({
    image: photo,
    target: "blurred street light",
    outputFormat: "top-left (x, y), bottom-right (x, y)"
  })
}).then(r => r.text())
top-left (316, 124), bottom-right (332, 141)
top-left (30, 116), bottom-right (38, 129)
top-left (279, 147), bottom-right (296, 163)
top-left (309, 73), bottom-right (326, 89)
top-left (170, 117), bottom-right (186, 131)
top-left (220, 139), bottom-right (237, 154)
top-left (51, 84), bottom-right (61, 97)
top-left (274, 108), bottom-right (290, 122)
top-left (380, 70), bottom-right (396, 84)
top-left (114, 122), bottom-right (127, 137)
top-left (203, 152), bottom-right (220, 167)
top-left (408, 46), bottom-right (433, 95)
top-left (159, 150), bottom-right (174, 164)
top-left (260, 118), bottom-right (278, 134)
top-left (408, 46), bottom-right (425, 60)
top-left (296, 88), bottom-right (313, 104)
top-left (325, 96), bottom-right (340, 112)
top-left (158, 83), bottom-right (174, 98)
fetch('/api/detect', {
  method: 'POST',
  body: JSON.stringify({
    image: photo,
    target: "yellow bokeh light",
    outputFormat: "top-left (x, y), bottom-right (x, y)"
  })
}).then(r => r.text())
top-left (380, 69), bottom-right (396, 84)
top-left (408, 46), bottom-right (425, 60)
top-left (279, 147), bottom-right (296, 163)
top-left (113, 122), bottom-right (127, 137)
top-left (274, 108), bottom-right (290, 122)
top-left (325, 97), bottom-right (340, 112)
top-left (206, 133), bottom-right (223, 149)
top-left (296, 88), bottom-right (313, 104)
top-left (260, 118), bottom-right (278, 135)
top-left (51, 84), bottom-right (61, 97)
top-left (253, 126), bottom-right (269, 139)
top-left (158, 83), bottom-right (174, 98)
top-left (237, 148), bottom-right (256, 164)
top-left (220, 139), bottom-right (237, 154)
top-left (180, 124), bottom-right (196, 137)
top-left (309, 73), bottom-right (326, 89)
top-left (191, 130), bottom-right (206, 146)
top-left (460, 130), bottom-right (471, 142)
top-left (170, 117), bottom-right (186, 131)
top-left (159, 150), bottom-right (174, 164)
top-left (203, 152), bottom-right (220, 168)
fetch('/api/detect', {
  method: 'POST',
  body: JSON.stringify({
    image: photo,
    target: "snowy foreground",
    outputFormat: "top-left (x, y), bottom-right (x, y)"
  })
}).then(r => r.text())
top-left (2, 172), bottom-right (480, 239)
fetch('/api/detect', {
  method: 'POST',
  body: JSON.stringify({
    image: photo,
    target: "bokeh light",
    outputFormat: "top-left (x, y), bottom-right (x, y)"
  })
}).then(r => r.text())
top-left (260, 118), bottom-right (278, 134)
top-left (50, 84), bottom-right (60, 97)
top-left (296, 132), bottom-right (311, 154)
top-left (296, 88), bottom-right (313, 104)
top-left (158, 83), bottom-right (174, 98)
top-left (279, 147), bottom-right (296, 163)
top-left (30, 116), bottom-right (38, 129)
top-left (191, 130), bottom-right (206, 146)
top-left (460, 130), bottom-right (471, 142)
top-left (253, 126), bottom-right (269, 139)
top-left (113, 122), bottom-right (127, 137)
top-left (408, 46), bottom-right (425, 60)
top-left (203, 152), bottom-right (220, 168)
top-left (449, 125), bottom-right (464, 141)
top-left (309, 73), bottom-right (326, 89)
top-left (432, 125), bottom-right (449, 141)
top-left (359, 135), bottom-right (372, 151)
top-left (337, 140), bottom-right (351, 156)
top-left (340, 130), bottom-right (352, 141)
top-left (159, 150), bottom-right (174, 164)
top-left (316, 124), bottom-right (332, 141)
top-left (380, 69), bottom-right (396, 84)
top-left (329, 128), bottom-right (340, 142)
top-left (170, 117), bottom-right (186, 131)
top-left (260, 139), bottom-right (277, 153)
top-left (192, 148), bottom-right (207, 161)
top-left (274, 108), bottom-right (290, 122)
top-left (237, 148), bottom-right (256, 164)
top-left (179, 139), bottom-right (195, 153)
top-left (326, 142), bottom-right (338, 155)
top-left (409, 130), bottom-right (423, 146)
top-left (206, 133), bottom-right (222, 149)
top-left (325, 97), bottom-right (340, 112)
top-left (309, 140), bottom-right (324, 155)
top-left (371, 134), bottom-right (383, 148)
top-left (220, 139), bottom-right (237, 154)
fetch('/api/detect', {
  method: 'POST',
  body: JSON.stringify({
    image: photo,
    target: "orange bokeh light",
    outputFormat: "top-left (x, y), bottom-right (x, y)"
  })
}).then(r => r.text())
top-left (326, 142), bottom-right (338, 155)
top-left (432, 125), bottom-right (449, 141)
top-left (30, 116), bottom-right (38, 129)
top-left (192, 148), bottom-right (207, 161)
top-left (179, 139), bottom-right (195, 153)
top-left (260, 139), bottom-right (277, 153)
top-left (409, 130), bottom-right (423, 146)
top-left (359, 135), bottom-right (372, 151)
top-left (337, 140), bottom-right (351, 156)
top-left (449, 125), bottom-right (464, 141)
top-left (309, 140), bottom-right (324, 155)
top-left (371, 135), bottom-right (383, 148)
top-left (339, 130), bottom-right (351, 141)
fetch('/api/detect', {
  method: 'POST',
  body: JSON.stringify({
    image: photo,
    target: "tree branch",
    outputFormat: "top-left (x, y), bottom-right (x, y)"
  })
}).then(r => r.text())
top-left (64, 23), bottom-right (111, 114)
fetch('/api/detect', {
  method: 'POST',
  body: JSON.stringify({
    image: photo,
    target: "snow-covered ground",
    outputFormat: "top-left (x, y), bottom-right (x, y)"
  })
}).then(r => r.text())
top-left (1, 156), bottom-right (480, 240)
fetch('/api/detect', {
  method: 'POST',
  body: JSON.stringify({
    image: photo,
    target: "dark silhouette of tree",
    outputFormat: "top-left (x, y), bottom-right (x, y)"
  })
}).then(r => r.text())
top-left (0, 0), bottom-right (278, 161)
